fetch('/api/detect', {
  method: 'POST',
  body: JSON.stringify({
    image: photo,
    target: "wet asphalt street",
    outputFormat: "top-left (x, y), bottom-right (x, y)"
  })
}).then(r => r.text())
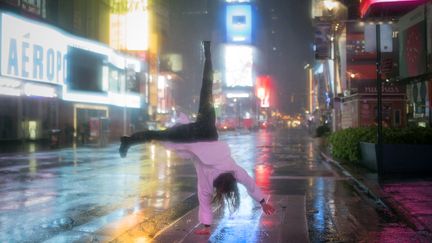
top-left (0, 129), bottom-right (426, 242)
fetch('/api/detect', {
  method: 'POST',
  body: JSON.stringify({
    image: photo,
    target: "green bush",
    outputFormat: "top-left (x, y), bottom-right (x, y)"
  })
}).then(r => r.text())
top-left (328, 126), bottom-right (432, 162)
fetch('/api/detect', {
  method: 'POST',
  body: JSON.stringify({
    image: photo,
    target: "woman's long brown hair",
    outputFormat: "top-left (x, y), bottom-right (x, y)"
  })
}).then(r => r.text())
top-left (212, 172), bottom-right (240, 213)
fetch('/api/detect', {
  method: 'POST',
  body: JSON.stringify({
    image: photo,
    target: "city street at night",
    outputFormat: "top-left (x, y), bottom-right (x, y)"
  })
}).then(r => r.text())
top-left (1, 1), bottom-right (432, 242)
top-left (1, 129), bottom-right (429, 242)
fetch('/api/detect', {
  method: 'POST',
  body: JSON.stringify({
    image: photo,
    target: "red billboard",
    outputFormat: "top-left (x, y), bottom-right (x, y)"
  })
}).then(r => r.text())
top-left (399, 5), bottom-right (427, 79)
top-left (255, 75), bottom-right (273, 108)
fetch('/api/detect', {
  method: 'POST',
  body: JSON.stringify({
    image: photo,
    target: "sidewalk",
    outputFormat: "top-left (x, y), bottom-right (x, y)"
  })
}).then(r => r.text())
top-left (320, 151), bottom-right (432, 236)
top-left (137, 195), bottom-right (308, 243)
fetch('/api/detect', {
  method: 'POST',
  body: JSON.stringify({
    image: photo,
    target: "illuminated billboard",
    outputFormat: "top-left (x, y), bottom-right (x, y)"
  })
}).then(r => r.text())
top-left (110, 0), bottom-right (149, 51)
top-left (224, 45), bottom-right (253, 87)
top-left (226, 4), bottom-right (252, 44)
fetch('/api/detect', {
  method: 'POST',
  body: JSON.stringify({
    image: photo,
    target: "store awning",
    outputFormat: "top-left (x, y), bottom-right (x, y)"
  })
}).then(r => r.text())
top-left (360, 0), bottom-right (428, 18)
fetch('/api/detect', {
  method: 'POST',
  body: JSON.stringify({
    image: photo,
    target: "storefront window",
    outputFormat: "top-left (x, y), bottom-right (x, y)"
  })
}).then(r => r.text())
top-left (109, 68), bottom-right (121, 93)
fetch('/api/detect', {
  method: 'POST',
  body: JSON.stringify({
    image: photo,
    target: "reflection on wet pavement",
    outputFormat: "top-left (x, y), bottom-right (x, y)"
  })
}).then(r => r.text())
top-left (0, 143), bottom-right (197, 242)
top-left (0, 129), bottom-right (429, 242)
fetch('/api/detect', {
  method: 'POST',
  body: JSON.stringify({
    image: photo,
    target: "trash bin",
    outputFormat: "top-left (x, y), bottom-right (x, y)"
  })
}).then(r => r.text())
top-left (50, 129), bottom-right (61, 147)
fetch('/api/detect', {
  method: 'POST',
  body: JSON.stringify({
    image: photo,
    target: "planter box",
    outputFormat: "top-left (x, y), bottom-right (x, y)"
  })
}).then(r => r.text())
top-left (360, 142), bottom-right (432, 176)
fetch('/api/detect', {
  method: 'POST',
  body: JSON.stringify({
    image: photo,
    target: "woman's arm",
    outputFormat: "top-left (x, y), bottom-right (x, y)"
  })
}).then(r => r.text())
top-left (235, 165), bottom-right (275, 215)
top-left (234, 165), bottom-right (265, 202)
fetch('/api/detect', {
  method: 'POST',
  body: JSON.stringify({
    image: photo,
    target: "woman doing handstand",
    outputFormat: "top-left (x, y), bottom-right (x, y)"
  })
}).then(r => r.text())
top-left (119, 41), bottom-right (275, 235)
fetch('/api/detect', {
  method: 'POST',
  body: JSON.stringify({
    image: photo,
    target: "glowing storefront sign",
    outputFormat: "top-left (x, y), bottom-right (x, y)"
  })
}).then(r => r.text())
top-left (224, 45), bottom-right (253, 87)
top-left (0, 12), bottom-right (142, 108)
top-left (23, 83), bottom-right (57, 98)
top-left (0, 77), bottom-right (57, 98)
top-left (0, 77), bottom-right (21, 96)
top-left (1, 13), bottom-right (68, 85)
top-left (157, 76), bottom-right (169, 113)
top-left (226, 92), bottom-right (250, 98)
top-left (226, 4), bottom-right (252, 44)
top-left (63, 90), bottom-right (141, 108)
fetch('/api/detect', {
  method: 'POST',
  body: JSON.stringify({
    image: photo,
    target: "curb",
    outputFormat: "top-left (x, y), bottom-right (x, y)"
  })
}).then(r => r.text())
top-left (320, 151), bottom-right (430, 233)
top-left (320, 152), bottom-right (387, 209)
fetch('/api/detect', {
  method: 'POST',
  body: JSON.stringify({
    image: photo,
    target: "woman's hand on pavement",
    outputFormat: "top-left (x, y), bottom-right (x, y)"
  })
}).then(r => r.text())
top-left (261, 202), bottom-right (275, 215)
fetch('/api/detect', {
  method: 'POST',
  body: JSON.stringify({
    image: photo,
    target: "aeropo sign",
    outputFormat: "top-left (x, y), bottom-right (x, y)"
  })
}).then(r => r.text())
top-left (0, 12), bottom-right (142, 108)
top-left (1, 13), bottom-right (68, 84)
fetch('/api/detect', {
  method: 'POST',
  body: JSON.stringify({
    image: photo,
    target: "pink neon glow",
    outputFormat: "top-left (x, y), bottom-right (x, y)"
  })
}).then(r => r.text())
top-left (360, 0), bottom-right (427, 17)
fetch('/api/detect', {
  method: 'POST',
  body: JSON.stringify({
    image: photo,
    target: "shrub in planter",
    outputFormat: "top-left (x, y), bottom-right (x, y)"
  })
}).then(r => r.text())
top-left (328, 127), bottom-right (375, 162)
top-left (328, 126), bottom-right (432, 162)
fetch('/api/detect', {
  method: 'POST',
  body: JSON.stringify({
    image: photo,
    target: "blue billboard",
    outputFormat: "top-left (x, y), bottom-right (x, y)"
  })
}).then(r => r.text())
top-left (226, 4), bottom-right (252, 44)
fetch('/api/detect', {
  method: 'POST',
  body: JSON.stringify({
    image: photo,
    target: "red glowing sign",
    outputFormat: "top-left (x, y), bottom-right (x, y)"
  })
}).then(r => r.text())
top-left (255, 75), bottom-right (273, 108)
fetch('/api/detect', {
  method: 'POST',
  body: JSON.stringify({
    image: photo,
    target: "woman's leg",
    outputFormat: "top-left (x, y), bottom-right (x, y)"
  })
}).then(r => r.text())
top-left (127, 123), bottom-right (199, 143)
top-left (195, 41), bottom-right (218, 140)
top-left (119, 122), bottom-right (203, 158)
top-left (119, 41), bottom-right (217, 158)
top-left (196, 41), bottom-right (215, 124)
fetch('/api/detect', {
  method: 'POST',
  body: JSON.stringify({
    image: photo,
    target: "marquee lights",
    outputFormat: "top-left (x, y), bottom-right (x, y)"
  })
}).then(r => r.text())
top-left (23, 83), bottom-right (57, 98)
top-left (62, 90), bottom-right (141, 108)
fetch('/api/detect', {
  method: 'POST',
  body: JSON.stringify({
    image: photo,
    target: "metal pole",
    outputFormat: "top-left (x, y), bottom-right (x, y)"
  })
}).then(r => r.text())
top-left (376, 24), bottom-right (383, 179)
top-left (123, 68), bottom-right (127, 135)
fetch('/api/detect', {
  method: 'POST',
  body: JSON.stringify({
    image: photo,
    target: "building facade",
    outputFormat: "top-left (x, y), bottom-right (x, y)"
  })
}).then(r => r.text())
top-left (0, 11), bottom-right (143, 144)
top-left (310, 0), bottom-right (431, 130)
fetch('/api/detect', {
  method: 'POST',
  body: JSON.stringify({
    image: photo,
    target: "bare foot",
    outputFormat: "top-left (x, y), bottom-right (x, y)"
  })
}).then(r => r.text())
top-left (119, 136), bottom-right (130, 158)
top-left (194, 227), bottom-right (211, 235)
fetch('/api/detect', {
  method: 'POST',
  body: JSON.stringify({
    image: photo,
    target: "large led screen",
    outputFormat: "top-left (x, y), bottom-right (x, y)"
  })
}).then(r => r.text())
top-left (226, 4), bottom-right (252, 44)
top-left (224, 45), bottom-right (253, 87)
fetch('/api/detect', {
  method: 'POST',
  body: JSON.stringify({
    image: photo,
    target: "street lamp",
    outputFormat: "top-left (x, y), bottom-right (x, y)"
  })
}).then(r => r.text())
top-left (304, 63), bottom-right (314, 114)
